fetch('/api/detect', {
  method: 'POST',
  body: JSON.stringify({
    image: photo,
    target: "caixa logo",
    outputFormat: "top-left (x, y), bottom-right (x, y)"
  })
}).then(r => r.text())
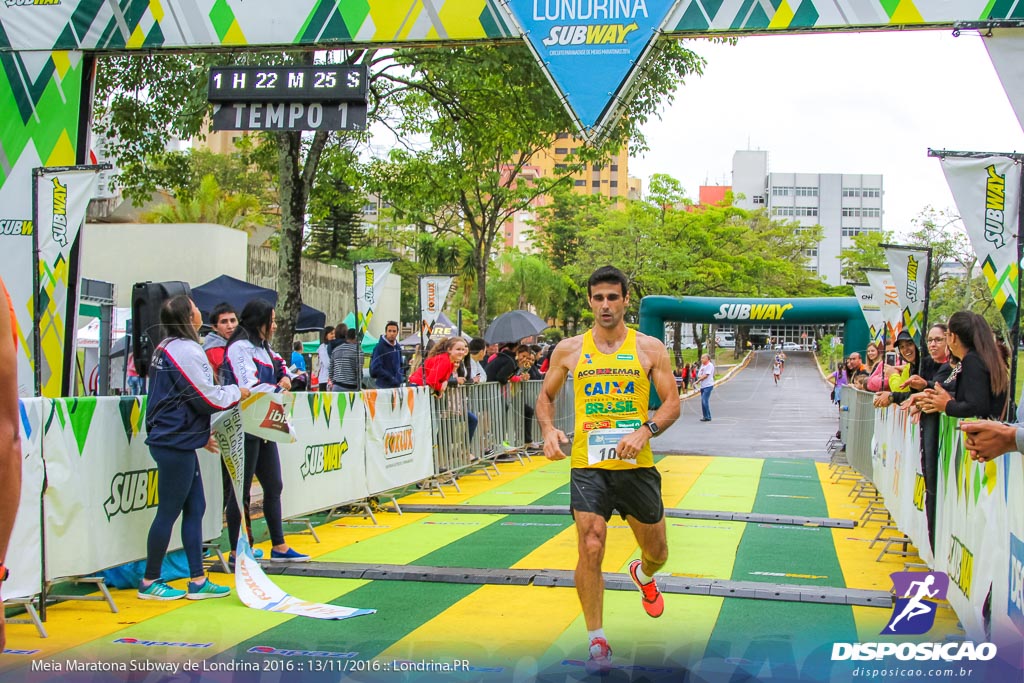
top-left (103, 468), bottom-right (158, 520)
top-left (1009, 533), bottom-right (1024, 635)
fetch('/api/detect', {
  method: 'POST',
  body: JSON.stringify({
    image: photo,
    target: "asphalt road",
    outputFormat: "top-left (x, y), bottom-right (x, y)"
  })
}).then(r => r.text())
top-left (656, 350), bottom-right (839, 460)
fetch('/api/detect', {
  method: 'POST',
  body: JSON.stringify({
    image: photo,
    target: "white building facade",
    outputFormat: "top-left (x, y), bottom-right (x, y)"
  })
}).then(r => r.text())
top-left (731, 151), bottom-right (883, 285)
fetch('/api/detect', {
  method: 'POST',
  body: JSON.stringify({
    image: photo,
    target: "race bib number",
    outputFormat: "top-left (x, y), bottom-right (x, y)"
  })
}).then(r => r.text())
top-left (587, 428), bottom-right (636, 466)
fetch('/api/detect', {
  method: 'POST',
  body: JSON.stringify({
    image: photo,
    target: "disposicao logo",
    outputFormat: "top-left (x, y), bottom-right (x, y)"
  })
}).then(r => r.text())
top-left (883, 571), bottom-right (947, 635)
top-left (831, 571), bottom-right (997, 663)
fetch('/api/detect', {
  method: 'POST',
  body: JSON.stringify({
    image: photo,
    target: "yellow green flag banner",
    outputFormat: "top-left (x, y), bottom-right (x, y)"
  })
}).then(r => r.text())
top-left (354, 260), bottom-right (393, 338)
top-left (939, 156), bottom-right (1022, 329)
top-left (34, 167), bottom-right (101, 397)
top-left (881, 244), bottom-right (930, 345)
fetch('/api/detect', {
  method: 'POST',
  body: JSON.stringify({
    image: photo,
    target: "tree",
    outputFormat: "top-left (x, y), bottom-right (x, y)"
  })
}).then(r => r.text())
top-left (143, 174), bottom-right (264, 230)
top-left (94, 49), bottom-right (376, 352)
top-left (368, 42), bottom-right (706, 333)
top-left (839, 229), bottom-right (893, 283)
top-left (304, 146), bottom-right (366, 263)
top-left (487, 251), bottom-right (562, 314)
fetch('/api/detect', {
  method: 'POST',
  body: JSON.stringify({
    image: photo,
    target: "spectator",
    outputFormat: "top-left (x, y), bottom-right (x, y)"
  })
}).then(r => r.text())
top-left (329, 328), bottom-right (362, 392)
top-left (467, 337), bottom-right (488, 384)
top-left (680, 362), bottom-right (690, 392)
top-left (960, 419), bottom-right (1024, 462)
top-left (139, 295), bottom-right (245, 601)
top-left (0, 278), bottom-right (22, 646)
top-left (222, 299), bottom-right (309, 564)
top-left (409, 337), bottom-right (477, 440)
top-left (696, 353), bottom-right (715, 421)
top-left (126, 351), bottom-right (145, 396)
top-left (519, 345), bottom-right (543, 381)
top-left (203, 302), bottom-right (237, 383)
top-left (887, 330), bottom-right (919, 392)
top-left (370, 321), bottom-right (404, 389)
top-left (289, 341), bottom-right (306, 374)
top-left (316, 325), bottom-right (334, 391)
top-left (915, 311), bottom-right (1009, 421)
top-left (485, 342), bottom-right (519, 384)
top-left (828, 356), bottom-right (852, 405)
top-left (485, 342), bottom-right (500, 365)
top-left (862, 341), bottom-right (888, 392)
top-left (846, 352), bottom-right (868, 387)
top-left (875, 323), bottom-right (951, 550)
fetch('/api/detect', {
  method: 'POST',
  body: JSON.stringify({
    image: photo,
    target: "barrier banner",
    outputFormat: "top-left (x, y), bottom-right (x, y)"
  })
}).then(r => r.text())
top-left (939, 155), bottom-right (1022, 329)
top-left (990, 451), bottom-right (1024, 641)
top-left (277, 391), bottom-right (368, 519)
top-left (0, 244), bottom-right (35, 398)
top-left (935, 416), bottom-right (1009, 639)
top-left (363, 387), bottom-right (433, 495)
top-left (7, 398), bottom-right (45, 600)
top-left (33, 167), bottom-right (101, 398)
top-left (851, 283), bottom-right (884, 344)
top-left (881, 244), bottom-right (930, 344)
top-left (240, 391), bottom-right (296, 443)
top-left (212, 404), bottom-right (374, 621)
top-left (872, 406), bottom-right (933, 564)
top-left (42, 396), bottom-right (223, 580)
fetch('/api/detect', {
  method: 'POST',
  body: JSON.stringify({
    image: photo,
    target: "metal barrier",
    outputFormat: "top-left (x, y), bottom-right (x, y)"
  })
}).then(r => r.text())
top-left (840, 385), bottom-right (876, 479)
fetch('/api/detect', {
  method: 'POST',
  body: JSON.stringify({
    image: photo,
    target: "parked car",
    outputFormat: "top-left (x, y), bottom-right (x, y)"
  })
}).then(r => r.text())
top-left (781, 341), bottom-right (802, 351)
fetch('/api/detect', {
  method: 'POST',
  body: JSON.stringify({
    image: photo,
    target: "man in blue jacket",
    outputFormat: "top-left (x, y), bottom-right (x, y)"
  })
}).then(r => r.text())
top-left (370, 321), bottom-right (404, 389)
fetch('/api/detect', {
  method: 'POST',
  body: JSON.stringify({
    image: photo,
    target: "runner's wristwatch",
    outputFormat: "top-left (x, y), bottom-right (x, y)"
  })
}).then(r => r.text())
top-left (643, 421), bottom-right (660, 436)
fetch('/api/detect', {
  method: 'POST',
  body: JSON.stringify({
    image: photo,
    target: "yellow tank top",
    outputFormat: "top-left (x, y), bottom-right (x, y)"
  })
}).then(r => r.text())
top-left (571, 328), bottom-right (651, 469)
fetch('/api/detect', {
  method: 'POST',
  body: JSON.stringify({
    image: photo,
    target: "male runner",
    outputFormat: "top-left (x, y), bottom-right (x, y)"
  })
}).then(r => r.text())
top-left (535, 265), bottom-right (681, 674)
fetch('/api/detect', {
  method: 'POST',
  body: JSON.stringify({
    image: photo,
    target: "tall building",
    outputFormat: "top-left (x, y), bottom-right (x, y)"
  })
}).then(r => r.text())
top-left (731, 150), bottom-right (883, 285)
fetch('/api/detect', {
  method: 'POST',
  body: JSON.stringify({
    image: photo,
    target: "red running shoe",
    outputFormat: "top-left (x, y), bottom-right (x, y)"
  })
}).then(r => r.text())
top-left (629, 559), bottom-right (665, 618)
top-left (584, 637), bottom-right (613, 675)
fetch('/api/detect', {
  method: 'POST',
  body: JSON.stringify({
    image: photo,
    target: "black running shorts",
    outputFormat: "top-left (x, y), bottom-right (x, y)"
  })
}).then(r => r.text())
top-left (570, 467), bottom-right (664, 524)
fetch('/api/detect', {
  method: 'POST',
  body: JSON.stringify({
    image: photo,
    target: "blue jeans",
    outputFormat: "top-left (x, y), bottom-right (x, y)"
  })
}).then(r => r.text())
top-left (467, 410), bottom-right (478, 441)
top-left (700, 386), bottom-right (713, 420)
top-left (145, 446), bottom-right (206, 581)
top-left (127, 376), bottom-right (145, 395)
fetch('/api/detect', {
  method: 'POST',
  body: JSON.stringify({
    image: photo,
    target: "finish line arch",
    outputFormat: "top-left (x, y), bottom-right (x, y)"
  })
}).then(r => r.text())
top-left (638, 295), bottom-right (868, 359)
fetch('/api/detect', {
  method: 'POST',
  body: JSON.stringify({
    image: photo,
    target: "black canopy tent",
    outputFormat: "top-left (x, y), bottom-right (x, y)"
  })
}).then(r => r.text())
top-left (191, 274), bottom-right (327, 332)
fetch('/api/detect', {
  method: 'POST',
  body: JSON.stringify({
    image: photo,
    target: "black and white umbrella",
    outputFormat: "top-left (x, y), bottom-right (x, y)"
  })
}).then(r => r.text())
top-left (484, 310), bottom-right (548, 344)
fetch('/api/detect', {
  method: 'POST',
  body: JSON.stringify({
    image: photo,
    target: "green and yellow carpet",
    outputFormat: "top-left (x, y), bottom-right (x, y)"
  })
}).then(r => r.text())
top-left (2, 453), bottom-right (965, 681)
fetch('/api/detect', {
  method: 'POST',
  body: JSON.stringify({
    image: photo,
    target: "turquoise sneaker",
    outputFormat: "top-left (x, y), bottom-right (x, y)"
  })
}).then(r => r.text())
top-left (187, 578), bottom-right (231, 600)
top-left (137, 580), bottom-right (186, 601)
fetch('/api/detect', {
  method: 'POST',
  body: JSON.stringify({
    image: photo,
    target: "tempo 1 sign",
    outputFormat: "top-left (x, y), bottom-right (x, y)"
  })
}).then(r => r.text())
top-left (211, 102), bottom-right (368, 132)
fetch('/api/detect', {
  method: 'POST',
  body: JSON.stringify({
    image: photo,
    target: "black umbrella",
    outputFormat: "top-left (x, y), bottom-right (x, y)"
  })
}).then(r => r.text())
top-left (484, 310), bottom-right (548, 344)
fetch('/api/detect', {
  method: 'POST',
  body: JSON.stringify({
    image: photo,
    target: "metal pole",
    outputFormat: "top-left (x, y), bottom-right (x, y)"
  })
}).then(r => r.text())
top-left (353, 262), bottom-right (361, 391)
top-left (30, 168), bottom-right (47, 621)
top-left (418, 275), bottom-right (425, 355)
top-left (919, 247), bottom-right (933, 377)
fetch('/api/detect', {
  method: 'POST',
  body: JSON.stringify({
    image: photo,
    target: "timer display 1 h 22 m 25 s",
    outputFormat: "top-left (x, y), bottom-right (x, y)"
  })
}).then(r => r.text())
top-left (208, 65), bottom-right (367, 103)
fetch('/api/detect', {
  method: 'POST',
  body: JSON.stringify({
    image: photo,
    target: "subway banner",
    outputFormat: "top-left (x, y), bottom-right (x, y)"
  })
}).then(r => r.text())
top-left (939, 155), bottom-right (1022, 329)
top-left (41, 396), bottom-right (224, 580)
top-left (363, 387), bottom-right (434, 495)
top-left (354, 260), bottom-right (393, 339)
top-left (935, 416), bottom-right (1014, 640)
top-left (871, 406), bottom-right (933, 565)
top-left (277, 391), bottom-right (369, 520)
top-left (881, 244), bottom-right (931, 345)
top-left (7, 398), bottom-right (45, 601)
top-left (851, 283), bottom-right (884, 344)
top-left (984, 29), bottom-right (1024, 135)
top-left (34, 167), bottom-right (102, 398)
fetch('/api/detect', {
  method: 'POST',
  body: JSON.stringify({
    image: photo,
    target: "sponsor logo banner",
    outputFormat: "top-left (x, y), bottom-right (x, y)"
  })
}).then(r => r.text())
top-left (419, 274), bottom-right (454, 331)
top-left (864, 269), bottom-right (903, 341)
top-left (939, 155), bottom-right (1022, 328)
top-left (355, 260), bottom-right (393, 339)
top-left (881, 244), bottom-right (930, 344)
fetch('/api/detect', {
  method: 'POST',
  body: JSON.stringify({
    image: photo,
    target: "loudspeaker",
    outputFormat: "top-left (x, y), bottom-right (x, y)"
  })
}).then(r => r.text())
top-left (131, 281), bottom-right (192, 377)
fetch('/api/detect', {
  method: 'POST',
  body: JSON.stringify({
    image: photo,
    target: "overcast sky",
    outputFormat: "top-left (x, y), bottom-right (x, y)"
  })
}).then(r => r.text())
top-left (628, 30), bottom-right (1024, 236)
